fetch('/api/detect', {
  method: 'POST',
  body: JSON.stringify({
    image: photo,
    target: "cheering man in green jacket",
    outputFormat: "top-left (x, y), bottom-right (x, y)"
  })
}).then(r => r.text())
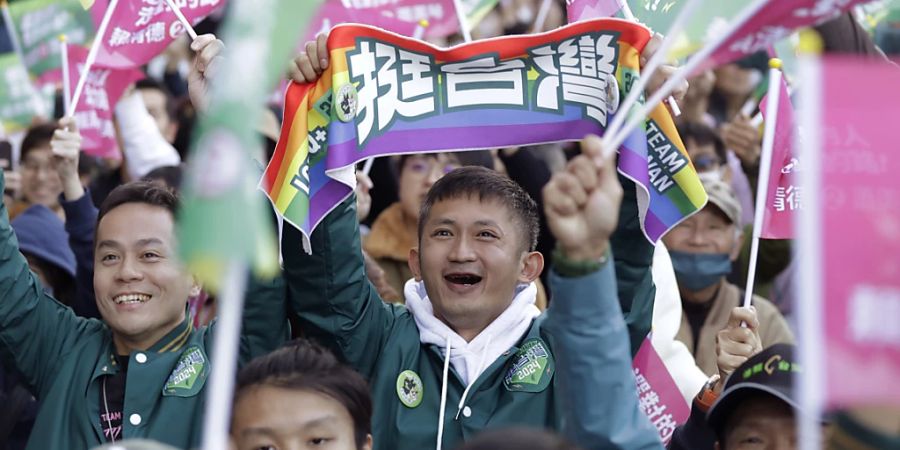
top-left (0, 125), bottom-right (289, 449)
top-left (283, 118), bottom-right (662, 449)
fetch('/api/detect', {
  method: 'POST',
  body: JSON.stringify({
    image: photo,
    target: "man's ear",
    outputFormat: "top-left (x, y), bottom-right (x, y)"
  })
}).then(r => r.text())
top-left (189, 276), bottom-right (202, 298)
top-left (408, 247), bottom-right (423, 281)
top-left (362, 434), bottom-right (374, 450)
top-left (518, 251), bottom-right (544, 284)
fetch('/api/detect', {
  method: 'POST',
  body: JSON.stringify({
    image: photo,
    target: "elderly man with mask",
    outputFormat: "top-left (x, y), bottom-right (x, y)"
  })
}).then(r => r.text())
top-left (662, 178), bottom-right (793, 377)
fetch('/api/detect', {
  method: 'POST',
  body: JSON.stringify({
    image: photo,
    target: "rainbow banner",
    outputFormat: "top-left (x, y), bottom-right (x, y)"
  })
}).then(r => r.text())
top-left (263, 19), bottom-right (707, 243)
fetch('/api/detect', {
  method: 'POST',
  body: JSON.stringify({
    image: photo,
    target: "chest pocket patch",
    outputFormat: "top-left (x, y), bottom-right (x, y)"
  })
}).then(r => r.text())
top-left (162, 346), bottom-right (209, 397)
top-left (503, 338), bottom-right (554, 393)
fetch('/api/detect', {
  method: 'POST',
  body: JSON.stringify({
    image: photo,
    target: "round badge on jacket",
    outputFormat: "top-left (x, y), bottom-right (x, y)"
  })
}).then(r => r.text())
top-left (396, 369), bottom-right (423, 408)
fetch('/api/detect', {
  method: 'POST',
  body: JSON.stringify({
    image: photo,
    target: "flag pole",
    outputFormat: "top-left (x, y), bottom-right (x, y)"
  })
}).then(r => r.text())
top-left (452, 0), bottom-right (473, 42)
top-left (201, 260), bottom-right (247, 450)
top-left (532, 0), bottom-right (554, 33)
top-left (795, 31), bottom-right (824, 450)
top-left (69, 0), bottom-right (121, 117)
top-left (603, 0), bottom-right (701, 142)
top-left (59, 35), bottom-right (72, 117)
top-left (165, 0), bottom-right (199, 41)
top-left (742, 58), bottom-right (782, 309)
top-left (602, 0), bottom-right (769, 157)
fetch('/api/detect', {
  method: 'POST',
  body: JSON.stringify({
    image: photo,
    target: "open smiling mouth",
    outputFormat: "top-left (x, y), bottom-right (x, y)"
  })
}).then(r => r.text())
top-left (114, 294), bottom-right (151, 305)
top-left (444, 273), bottom-right (483, 286)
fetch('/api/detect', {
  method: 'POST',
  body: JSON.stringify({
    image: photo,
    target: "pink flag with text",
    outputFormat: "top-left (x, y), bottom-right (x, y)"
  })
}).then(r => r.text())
top-left (632, 337), bottom-right (690, 445)
top-left (759, 74), bottom-right (796, 239)
top-left (90, 0), bottom-right (226, 69)
top-left (67, 44), bottom-right (144, 159)
top-left (817, 57), bottom-right (900, 409)
top-left (566, 0), bottom-right (624, 23)
top-left (691, 0), bottom-right (871, 76)
top-left (304, 0), bottom-right (459, 42)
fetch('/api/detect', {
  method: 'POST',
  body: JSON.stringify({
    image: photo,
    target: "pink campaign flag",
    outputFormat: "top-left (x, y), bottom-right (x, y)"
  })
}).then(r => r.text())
top-left (90, 0), bottom-right (226, 69)
top-left (304, 0), bottom-right (459, 42)
top-left (566, 0), bottom-right (624, 23)
top-left (759, 73), bottom-right (797, 239)
top-left (807, 57), bottom-right (900, 410)
top-left (691, 0), bottom-right (871, 76)
top-left (632, 337), bottom-right (690, 445)
top-left (66, 44), bottom-right (144, 159)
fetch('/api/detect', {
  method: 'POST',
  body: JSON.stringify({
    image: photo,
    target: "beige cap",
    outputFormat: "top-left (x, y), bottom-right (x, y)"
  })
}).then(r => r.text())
top-left (701, 177), bottom-right (741, 225)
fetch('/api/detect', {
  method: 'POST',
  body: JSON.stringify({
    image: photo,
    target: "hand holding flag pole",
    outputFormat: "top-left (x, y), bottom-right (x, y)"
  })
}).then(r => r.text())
top-left (742, 58), bottom-right (782, 309)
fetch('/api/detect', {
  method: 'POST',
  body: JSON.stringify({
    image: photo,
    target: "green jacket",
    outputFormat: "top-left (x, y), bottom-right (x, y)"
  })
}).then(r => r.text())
top-left (284, 198), bottom-right (661, 450)
top-left (0, 176), bottom-right (290, 450)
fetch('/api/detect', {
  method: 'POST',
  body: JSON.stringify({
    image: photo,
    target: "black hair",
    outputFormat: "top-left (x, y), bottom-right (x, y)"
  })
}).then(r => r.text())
top-left (456, 428), bottom-right (583, 450)
top-left (97, 181), bottom-right (180, 224)
top-left (20, 122), bottom-right (59, 161)
top-left (135, 77), bottom-right (177, 120)
top-left (143, 165), bottom-right (184, 192)
top-left (418, 166), bottom-right (540, 253)
top-left (234, 340), bottom-right (372, 448)
top-left (677, 121), bottom-right (727, 164)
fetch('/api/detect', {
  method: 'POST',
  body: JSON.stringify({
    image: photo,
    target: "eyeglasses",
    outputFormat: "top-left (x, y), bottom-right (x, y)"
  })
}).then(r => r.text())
top-left (404, 157), bottom-right (460, 176)
top-left (692, 154), bottom-right (723, 172)
top-left (21, 160), bottom-right (55, 174)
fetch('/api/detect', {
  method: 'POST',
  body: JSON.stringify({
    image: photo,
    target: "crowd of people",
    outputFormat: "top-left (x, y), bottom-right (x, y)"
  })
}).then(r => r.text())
top-left (0, 1), bottom-right (899, 449)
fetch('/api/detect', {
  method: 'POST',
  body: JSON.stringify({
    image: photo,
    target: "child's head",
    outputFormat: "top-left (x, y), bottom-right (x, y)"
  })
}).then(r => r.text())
top-left (231, 340), bottom-right (373, 450)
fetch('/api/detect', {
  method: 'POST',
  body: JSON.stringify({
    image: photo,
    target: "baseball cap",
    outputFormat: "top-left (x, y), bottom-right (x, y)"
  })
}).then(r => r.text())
top-left (701, 177), bottom-right (741, 225)
top-left (707, 343), bottom-right (799, 433)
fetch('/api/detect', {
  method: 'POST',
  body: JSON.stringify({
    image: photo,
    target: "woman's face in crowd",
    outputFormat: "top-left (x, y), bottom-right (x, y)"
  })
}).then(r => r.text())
top-left (20, 145), bottom-right (62, 208)
top-left (231, 385), bottom-right (372, 450)
top-left (398, 154), bottom-right (461, 220)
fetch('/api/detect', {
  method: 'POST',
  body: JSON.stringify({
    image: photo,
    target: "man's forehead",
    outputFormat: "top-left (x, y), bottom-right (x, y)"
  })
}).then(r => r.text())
top-left (96, 204), bottom-right (177, 246)
top-left (426, 196), bottom-right (515, 226)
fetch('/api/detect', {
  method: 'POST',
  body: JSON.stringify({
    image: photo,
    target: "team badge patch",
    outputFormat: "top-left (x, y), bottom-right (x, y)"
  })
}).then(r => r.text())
top-left (163, 346), bottom-right (209, 397)
top-left (396, 369), bottom-right (424, 408)
top-left (504, 338), bottom-right (554, 393)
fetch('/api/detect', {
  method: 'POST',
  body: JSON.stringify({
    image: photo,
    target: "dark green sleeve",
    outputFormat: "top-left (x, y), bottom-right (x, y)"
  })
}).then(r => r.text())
top-left (610, 173), bottom-right (656, 357)
top-left (234, 271), bottom-right (291, 366)
top-left (282, 197), bottom-right (398, 377)
top-left (0, 172), bottom-right (99, 398)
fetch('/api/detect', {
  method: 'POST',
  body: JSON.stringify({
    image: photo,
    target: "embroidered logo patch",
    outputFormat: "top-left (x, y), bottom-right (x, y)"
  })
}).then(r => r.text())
top-left (163, 346), bottom-right (208, 397)
top-left (504, 338), bottom-right (554, 393)
top-left (396, 369), bottom-right (423, 408)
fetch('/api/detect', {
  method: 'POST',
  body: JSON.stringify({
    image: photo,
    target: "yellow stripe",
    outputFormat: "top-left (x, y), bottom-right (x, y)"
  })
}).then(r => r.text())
top-left (159, 323), bottom-right (192, 353)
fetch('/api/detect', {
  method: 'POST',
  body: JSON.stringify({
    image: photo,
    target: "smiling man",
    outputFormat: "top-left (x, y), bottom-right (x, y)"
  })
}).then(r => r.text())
top-left (0, 129), bottom-right (289, 449)
top-left (284, 135), bottom-right (661, 450)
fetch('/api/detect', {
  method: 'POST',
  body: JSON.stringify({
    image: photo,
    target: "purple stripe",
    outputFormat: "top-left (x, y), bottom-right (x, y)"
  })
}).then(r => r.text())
top-left (326, 120), bottom-right (601, 168)
top-left (308, 180), bottom-right (354, 232)
top-left (644, 211), bottom-right (667, 242)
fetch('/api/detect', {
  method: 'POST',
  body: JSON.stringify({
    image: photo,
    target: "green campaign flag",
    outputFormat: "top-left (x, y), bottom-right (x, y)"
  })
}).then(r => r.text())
top-left (8, 0), bottom-right (95, 79)
top-left (0, 52), bottom-right (46, 131)
top-left (177, 0), bottom-right (318, 290)
top-left (626, 0), bottom-right (746, 60)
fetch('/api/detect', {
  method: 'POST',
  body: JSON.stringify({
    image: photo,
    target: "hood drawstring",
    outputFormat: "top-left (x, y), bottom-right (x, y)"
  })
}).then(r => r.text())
top-left (455, 334), bottom-right (493, 420)
top-left (436, 335), bottom-right (452, 450)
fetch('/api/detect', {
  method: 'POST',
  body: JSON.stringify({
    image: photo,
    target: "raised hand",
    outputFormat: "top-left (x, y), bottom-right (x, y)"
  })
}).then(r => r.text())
top-left (543, 135), bottom-right (623, 262)
top-left (187, 33), bottom-right (225, 113)
top-left (716, 306), bottom-right (763, 381)
top-left (288, 33), bottom-right (328, 85)
top-left (51, 117), bottom-right (84, 201)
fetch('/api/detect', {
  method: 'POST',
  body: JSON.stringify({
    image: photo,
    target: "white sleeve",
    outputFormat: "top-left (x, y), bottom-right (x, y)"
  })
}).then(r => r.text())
top-left (651, 241), bottom-right (708, 404)
top-left (114, 91), bottom-right (181, 180)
